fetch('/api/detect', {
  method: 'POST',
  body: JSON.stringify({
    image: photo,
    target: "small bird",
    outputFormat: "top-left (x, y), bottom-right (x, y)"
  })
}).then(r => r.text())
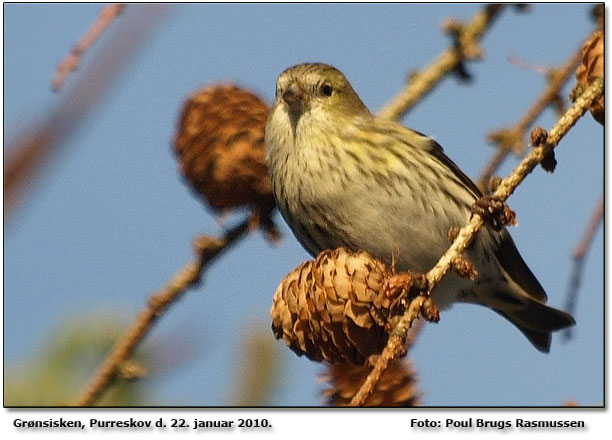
top-left (265, 62), bottom-right (575, 352)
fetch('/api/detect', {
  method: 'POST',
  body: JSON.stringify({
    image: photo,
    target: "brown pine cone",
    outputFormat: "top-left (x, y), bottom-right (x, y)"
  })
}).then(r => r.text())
top-left (575, 30), bottom-right (603, 124)
top-left (173, 84), bottom-right (278, 239)
top-left (321, 358), bottom-right (421, 407)
top-left (270, 248), bottom-right (415, 365)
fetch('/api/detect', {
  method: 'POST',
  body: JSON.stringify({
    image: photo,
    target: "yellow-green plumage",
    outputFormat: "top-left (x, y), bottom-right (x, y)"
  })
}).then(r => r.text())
top-left (265, 62), bottom-right (574, 352)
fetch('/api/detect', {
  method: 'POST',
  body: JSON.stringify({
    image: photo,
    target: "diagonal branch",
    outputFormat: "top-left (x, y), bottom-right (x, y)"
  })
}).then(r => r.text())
top-left (52, 4), bottom-right (126, 91)
top-left (571, 195), bottom-right (604, 261)
top-left (74, 220), bottom-right (250, 406)
top-left (4, 4), bottom-right (166, 221)
top-left (477, 47), bottom-right (583, 190)
top-left (563, 194), bottom-right (603, 340)
top-left (377, 4), bottom-right (505, 121)
top-left (349, 296), bottom-right (433, 406)
top-left (350, 77), bottom-right (603, 406)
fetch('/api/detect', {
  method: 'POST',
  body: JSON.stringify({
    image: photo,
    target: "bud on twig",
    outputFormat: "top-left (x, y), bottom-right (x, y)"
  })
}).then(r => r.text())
top-left (471, 195), bottom-right (518, 230)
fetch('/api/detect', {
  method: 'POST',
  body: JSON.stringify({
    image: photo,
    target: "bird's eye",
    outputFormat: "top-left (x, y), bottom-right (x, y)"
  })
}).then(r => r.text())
top-left (320, 83), bottom-right (333, 97)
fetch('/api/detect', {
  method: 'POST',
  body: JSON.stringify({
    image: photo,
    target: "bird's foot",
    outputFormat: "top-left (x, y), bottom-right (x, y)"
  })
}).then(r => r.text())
top-left (384, 271), bottom-right (429, 300)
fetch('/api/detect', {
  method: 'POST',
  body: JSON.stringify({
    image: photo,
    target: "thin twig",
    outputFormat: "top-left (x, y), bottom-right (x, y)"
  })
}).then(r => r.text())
top-left (506, 53), bottom-right (549, 74)
top-left (74, 220), bottom-right (250, 406)
top-left (4, 4), bottom-right (166, 220)
top-left (477, 47), bottom-right (583, 191)
top-left (563, 195), bottom-right (603, 340)
top-left (572, 195), bottom-right (604, 260)
top-left (377, 4), bottom-right (504, 121)
top-left (350, 78), bottom-right (603, 406)
top-left (323, 318), bottom-right (423, 406)
top-left (52, 4), bottom-right (126, 91)
top-left (350, 297), bottom-right (429, 406)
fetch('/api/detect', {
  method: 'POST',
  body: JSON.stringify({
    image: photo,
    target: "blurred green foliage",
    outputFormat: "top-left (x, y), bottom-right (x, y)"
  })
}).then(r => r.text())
top-left (226, 324), bottom-right (283, 406)
top-left (4, 312), bottom-right (154, 406)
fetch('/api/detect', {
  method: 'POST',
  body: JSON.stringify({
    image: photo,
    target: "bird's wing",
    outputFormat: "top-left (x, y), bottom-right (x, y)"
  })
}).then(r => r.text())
top-left (387, 121), bottom-right (548, 303)
top-left (493, 228), bottom-right (548, 302)
top-left (365, 117), bottom-right (483, 199)
top-left (408, 127), bottom-right (483, 199)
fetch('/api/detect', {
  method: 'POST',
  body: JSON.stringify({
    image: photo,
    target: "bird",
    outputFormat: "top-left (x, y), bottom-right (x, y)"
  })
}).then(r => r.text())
top-left (264, 62), bottom-right (575, 352)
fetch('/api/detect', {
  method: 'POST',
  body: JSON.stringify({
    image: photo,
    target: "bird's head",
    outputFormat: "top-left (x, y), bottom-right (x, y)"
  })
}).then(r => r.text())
top-left (273, 63), bottom-right (369, 122)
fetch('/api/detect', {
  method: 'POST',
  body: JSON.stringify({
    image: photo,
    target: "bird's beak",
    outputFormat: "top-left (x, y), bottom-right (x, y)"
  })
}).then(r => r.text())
top-left (282, 82), bottom-right (305, 114)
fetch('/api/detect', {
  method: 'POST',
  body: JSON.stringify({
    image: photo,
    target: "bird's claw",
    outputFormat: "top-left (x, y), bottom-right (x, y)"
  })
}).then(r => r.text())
top-left (384, 272), bottom-right (429, 299)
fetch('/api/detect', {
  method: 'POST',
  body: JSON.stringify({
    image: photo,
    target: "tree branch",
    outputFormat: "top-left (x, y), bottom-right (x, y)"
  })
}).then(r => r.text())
top-left (563, 194), bottom-right (603, 340)
top-left (377, 4), bottom-right (504, 121)
top-left (4, 4), bottom-right (166, 220)
top-left (349, 297), bottom-right (433, 406)
top-left (74, 220), bottom-right (250, 406)
top-left (52, 4), bottom-right (126, 91)
top-left (477, 47), bottom-right (583, 190)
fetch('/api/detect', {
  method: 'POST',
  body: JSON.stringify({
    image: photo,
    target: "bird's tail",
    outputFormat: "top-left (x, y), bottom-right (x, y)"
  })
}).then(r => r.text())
top-left (492, 294), bottom-right (575, 353)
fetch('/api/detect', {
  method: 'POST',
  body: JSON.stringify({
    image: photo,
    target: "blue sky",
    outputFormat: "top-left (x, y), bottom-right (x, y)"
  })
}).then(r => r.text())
top-left (4, 3), bottom-right (604, 407)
